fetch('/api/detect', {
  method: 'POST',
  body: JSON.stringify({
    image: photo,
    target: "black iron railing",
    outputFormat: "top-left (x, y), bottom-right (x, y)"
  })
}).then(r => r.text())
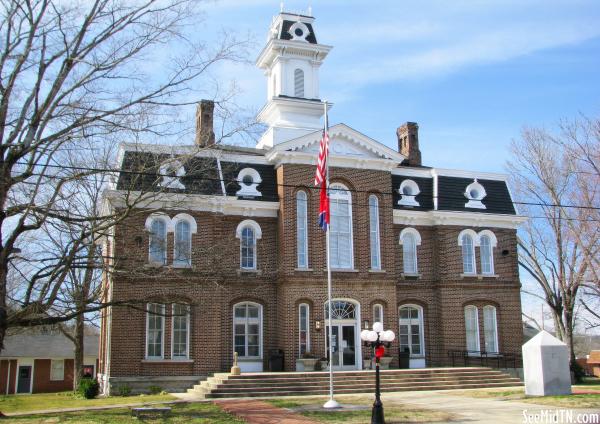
top-left (447, 349), bottom-right (522, 369)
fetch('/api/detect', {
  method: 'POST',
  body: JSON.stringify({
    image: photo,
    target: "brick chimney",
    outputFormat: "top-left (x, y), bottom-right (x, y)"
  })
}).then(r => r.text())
top-left (195, 100), bottom-right (215, 147)
top-left (397, 122), bottom-right (422, 166)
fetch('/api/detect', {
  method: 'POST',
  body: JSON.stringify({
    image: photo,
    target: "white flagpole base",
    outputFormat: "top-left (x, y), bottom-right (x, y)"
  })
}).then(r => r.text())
top-left (323, 399), bottom-right (340, 409)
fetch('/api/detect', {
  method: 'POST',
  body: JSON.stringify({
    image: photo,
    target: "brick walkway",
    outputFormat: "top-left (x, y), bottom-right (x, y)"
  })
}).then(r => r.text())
top-left (214, 399), bottom-right (318, 424)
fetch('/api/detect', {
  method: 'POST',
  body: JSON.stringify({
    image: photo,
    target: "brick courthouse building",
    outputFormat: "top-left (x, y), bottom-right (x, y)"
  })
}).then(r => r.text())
top-left (99, 11), bottom-right (526, 393)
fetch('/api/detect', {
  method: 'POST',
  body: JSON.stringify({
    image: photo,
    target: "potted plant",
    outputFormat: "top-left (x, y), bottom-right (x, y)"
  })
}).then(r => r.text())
top-left (319, 357), bottom-right (328, 371)
top-left (298, 351), bottom-right (318, 371)
top-left (379, 356), bottom-right (393, 369)
top-left (363, 356), bottom-right (373, 370)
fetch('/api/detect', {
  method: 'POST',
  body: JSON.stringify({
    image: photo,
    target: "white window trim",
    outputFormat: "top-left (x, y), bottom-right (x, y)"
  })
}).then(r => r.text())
top-left (233, 302), bottom-right (263, 359)
top-left (398, 304), bottom-right (425, 358)
top-left (236, 220), bottom-right (262, 270)
top-left (369, 195), bottom-right (381, 270)
top-left (296, 191), bottom-right (309, 269)
top-left (398, 179), bottom-right (421, 207)
top-left (373, 303), bottom-right (384, 324)
top-left (172, 214), bottom-right (197, 268)
top-left (171, 304), bottom-right (190, 360)
top-left (464, 305), bottom-right (480, 354)
top-left (399, 227), bottom-right (422, 275)
top-left (298, 303), bottom-right (310, 356)
top-left (158, 160), bottom-right (185, 190)
top-left (464, 179), bottom-right (487, 209)
top-left (50, 359), bottom-right (65, 381)
top-left (145, 213), bottom-right (170, 265)
top-left (478, 230), bottom-right (497, 275)
top-left (329, 183), bottom-right (354, 270)
top-left (483, 305), bottom-right (499, 353)
top-left (236, 168), bottom-right (262, 198)
top-left (145, 303), bottom-right (165, 360)
top-left (458, 229), bottom-right (479, 275)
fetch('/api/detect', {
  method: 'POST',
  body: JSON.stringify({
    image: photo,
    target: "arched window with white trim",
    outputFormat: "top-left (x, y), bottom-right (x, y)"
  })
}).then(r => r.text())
top-left (373, 304), bottom-right (383, 324)
top-left (483, 305), bottom-right (498, 353)
top-left (369, 195), bottom-right (381, 270)
top-left (233, 302), bottom-right (262, 358)
top-left (172, 213), bottom-right (197, 268)
top-left (236, 220), bottom-right (262, 270)
top-left (329, 184), bottom-right (353, 269)
top-left (400, 228), bottom-right (421, 275)
top-left (298, 303), bottom-right (310, 356)
top-left (464, 305), bottom-right (480, 353)
top-left (458, 230), bottom-right (478, 275)
top-left (399, 305), bottom-right (424, 356)
top-left (147, 216), bottom-right (167, 265)
top-left (294, 68), bottom-right (304, 97)
top-left (478, 230), bottom-right (497, 275)
top-left (296, 191), bottom-right (308, 268)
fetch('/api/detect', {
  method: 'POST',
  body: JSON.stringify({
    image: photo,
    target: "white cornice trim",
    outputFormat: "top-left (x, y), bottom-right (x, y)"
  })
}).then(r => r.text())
top-left (266, 150), bottom-right (400, 171)
top-left (104, 190), bottom-right (279, 218)
top-left (393, 209), bottom-right (527, 229)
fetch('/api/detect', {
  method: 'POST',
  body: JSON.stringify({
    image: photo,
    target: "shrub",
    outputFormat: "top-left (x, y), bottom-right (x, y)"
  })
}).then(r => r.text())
top-left (148, 385), bottom-right (162, 395)
top-left (571, 360), bottom-right (586, 383)
top-left (117, 384), bottom-right (132, 397)
top-left (77, 377), bottom-right (99, 399)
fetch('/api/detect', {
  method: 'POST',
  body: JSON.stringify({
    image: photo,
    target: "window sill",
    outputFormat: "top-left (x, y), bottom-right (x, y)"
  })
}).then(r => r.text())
top-left (401, 272), bottom-right (421, 279)
top-left (237, 269), bottom-right (262, 276)
top-left (460, 273), bottom-right (499, 280)
top-left (369, 269), bottom-right (386, 273)
top-left (237, 357), bottom-right (262, 362)
top-left (295, 268), bottom-right (314, 272)
top-left (145, 262), bottom-right (166, 268)
top-left (172, 264), bottom-right (193, 269)
top-left (142, 359), bottom-right (193, 364)
top-left (325, 268), bottom-right (359, 273)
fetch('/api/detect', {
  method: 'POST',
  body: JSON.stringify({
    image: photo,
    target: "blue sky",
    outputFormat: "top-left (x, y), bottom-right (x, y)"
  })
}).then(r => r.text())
top-left (200, 0), bottom-right (600, 173)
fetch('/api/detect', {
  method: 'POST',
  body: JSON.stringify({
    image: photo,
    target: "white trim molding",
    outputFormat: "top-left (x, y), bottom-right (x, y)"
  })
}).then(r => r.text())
top-left (171, 213), bottom-right (198, 234)
top-left (235, 220), bottom-right (263, 240)
top-left (393, 209), bottom-right (527, 229)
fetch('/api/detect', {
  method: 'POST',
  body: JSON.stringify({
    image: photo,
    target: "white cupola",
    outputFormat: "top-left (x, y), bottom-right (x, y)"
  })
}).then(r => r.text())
top-left (255, 10), bottom-right (332, 149)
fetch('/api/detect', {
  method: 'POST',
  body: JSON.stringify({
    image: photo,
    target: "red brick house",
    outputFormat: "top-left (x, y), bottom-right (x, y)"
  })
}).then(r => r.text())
top-left (99, 10), bottom-right (527, 394)
top-left (0, 331), bottom-right (98, 394)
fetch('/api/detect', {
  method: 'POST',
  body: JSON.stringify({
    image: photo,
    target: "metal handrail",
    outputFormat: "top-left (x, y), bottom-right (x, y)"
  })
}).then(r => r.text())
top-left (447, 349), bottom-right (522, 369)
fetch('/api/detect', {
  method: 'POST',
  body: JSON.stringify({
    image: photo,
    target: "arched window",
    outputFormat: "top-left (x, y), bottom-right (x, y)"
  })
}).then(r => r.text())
top-left (146, 303), bottom-right (164, 359)
top-left (171, 304), bottom-right (190, 359)
top-left (172, 213), bottom-right (197, 268)
top-left (464, 305), bottom-right (480, 353)
top-left (458, 230), bottom-right (478, 275)
top-left (233, 302), bottom-right (262, 358)
top-left (483, 305), bottom-right (498, 353)
top-left (369, 195), bottom-right (381, 270)
top-left (329, 184), bottom-right (353, 269)
top-left (294, 68), bottom-right (304, 97)
top-left (400, 228), bottom-right (421, 275)
top-left (298, 303), bottom-right (310, 356)
top-left (399, 305), bottom-right (424, 356)
top-left (236, 220), bottom-right (262, 270)
top-left (296, 191), bottom-right (308, 268)
top-left (373, 304), bottom-right (383, 324)
top-left (479, 230), bottom-right (497, 275)
top-left (148, 217), bottom-right (167, 265)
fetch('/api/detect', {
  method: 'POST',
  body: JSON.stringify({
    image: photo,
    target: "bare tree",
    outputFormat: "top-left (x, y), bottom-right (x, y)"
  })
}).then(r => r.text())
top-left (0, 0), bottom-right (251, 354)
top-left (509, 122), bottom-right (596, 369)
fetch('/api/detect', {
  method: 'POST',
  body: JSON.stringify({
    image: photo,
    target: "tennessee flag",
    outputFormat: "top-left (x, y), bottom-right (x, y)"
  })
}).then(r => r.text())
top-left (314, 129), bottom-right (329, 230)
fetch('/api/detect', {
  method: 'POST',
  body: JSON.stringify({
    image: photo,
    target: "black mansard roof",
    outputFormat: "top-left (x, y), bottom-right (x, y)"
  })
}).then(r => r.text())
top-left (116, 147), bottom-right (516, 215)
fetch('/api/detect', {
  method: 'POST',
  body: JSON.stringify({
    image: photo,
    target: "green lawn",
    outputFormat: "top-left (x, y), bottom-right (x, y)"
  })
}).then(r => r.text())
top-left (267, 396), bottom-right (454, 423)
top-left (2, 402), bottom-right (243, 424)
top-left (0, 392), bottom-right (175, 414)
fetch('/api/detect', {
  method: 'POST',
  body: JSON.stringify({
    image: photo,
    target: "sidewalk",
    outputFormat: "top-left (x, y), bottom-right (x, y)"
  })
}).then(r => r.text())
top-left (215, 399), bottom-right (319, 424)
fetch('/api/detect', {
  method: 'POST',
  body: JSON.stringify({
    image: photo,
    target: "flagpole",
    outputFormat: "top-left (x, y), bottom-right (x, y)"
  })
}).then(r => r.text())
top-left (323, 100), bottom-right (339, 409)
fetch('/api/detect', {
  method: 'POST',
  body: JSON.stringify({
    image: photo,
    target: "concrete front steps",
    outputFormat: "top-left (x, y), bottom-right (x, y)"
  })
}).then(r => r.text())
top-left (188, 367), bottom-right (522, 399)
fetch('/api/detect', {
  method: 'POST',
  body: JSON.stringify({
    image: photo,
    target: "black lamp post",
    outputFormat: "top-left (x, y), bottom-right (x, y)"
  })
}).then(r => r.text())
top-left (361, 322), bottom-right (395, 424)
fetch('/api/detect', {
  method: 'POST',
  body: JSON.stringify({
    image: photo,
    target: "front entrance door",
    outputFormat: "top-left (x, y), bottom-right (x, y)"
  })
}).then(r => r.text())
top-left (326, 324), bottom-right (357, 370)
top-left (17, 366), bottom-right (31, 394)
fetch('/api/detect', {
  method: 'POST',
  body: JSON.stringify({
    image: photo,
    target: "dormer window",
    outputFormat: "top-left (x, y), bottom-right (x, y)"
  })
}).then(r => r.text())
top-left (288, 21), bottom-right (309, 42)
top-left (158, 160), bottom-right (185, 190)
top-left (398, 179), bottom-right (420, 207)
top-left (464, 179), bottom-right (486, 209)
top-left (236, 168), bottom-right (262, 198)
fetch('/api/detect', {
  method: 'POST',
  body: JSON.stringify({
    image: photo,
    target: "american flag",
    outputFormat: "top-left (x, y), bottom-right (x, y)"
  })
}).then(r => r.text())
top-left (314, 129), bottom-right (329, 230)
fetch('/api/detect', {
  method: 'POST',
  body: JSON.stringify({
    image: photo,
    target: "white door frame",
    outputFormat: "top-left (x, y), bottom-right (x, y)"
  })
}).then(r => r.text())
top-left (323, 299), bottom-right (362, 370)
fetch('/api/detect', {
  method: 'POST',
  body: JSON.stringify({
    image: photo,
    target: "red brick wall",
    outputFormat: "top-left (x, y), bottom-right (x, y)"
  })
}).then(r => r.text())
top-left (32, 359), bottom-right (74, 393)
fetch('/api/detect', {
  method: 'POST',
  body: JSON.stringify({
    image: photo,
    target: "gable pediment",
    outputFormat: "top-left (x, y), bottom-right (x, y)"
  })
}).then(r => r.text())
top-left (269, 123), bottom-right (405, 163)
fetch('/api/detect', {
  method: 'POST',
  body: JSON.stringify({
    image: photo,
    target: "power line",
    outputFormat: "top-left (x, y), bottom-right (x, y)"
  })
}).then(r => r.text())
top-left (12, 159), bottom-right (600, 212)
